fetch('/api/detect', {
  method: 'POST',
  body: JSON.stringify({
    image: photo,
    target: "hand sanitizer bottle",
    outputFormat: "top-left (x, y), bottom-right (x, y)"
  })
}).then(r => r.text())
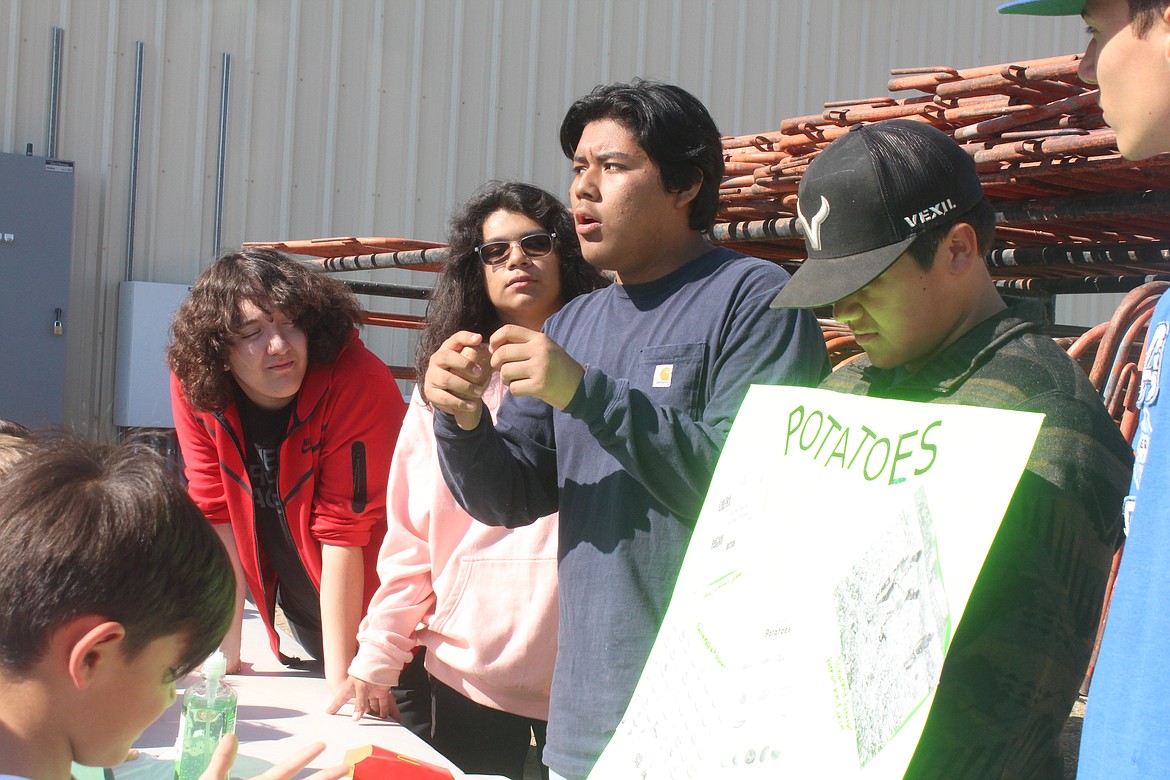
top-left (174, 650), bottom-right (237, 780)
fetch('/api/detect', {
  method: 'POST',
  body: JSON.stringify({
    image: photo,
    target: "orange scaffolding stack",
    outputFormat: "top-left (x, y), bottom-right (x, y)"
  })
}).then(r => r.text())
top-left (713, 53), bottom-right (1170, 297)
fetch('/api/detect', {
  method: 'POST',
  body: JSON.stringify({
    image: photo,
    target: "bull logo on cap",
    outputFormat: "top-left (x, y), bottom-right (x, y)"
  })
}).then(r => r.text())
top-left (797, 195), bottom-right (831, 252)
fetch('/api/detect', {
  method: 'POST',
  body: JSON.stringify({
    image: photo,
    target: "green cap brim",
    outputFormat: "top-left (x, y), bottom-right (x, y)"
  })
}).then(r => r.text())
top-left (997, 0), bottom-right (1084, 15)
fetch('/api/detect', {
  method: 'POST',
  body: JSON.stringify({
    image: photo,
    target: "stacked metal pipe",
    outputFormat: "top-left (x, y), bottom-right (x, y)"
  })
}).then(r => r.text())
top-left (715, 54), bottom-right (1170, 294)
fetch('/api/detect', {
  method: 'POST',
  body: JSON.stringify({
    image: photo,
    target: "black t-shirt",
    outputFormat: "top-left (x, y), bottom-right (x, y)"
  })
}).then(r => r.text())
top-left (236, 390), bottom-right (322, 639)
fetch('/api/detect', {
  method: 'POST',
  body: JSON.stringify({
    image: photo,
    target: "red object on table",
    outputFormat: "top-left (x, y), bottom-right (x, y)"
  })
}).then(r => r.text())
top-left (345, 745), bottom-right (455, 780)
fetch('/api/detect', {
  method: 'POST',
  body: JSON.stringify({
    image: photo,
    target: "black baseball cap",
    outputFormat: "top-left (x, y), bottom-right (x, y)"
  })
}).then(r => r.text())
top-left (996, 0), bottom-right (1084, 15)
top-left (770, 119), bottom-right (984, 309)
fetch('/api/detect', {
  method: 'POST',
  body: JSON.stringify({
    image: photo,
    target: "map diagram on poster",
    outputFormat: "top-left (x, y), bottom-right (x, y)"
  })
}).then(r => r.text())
top-left (590, 386), bottom-right (1043, 779)
top-left (835, 486), bottom-right (946, 766)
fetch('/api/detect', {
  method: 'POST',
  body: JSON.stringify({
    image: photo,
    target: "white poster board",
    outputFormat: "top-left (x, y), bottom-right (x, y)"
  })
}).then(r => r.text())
top-left (591, 385), bottom-right (1043, 779)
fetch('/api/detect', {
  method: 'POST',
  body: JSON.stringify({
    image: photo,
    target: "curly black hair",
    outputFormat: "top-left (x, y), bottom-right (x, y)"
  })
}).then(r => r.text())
top-left (168, 248), bottom-right (361, 411)
top-left (416, 181), bottom-right (609, 401)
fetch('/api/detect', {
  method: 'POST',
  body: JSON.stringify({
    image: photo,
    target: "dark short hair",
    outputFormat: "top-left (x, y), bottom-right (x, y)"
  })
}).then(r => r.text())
top-left (1130, 0), bottom-right (1170, 35)
top-left (0, 432), bottom-right (234, 676)
top-left (0, 421), bottom-right (32, 478)
top-left (906, 199), bottom-right (998, 271)
top-left (0, 420), bottom-right (30, 438)
top-left (416, 181), bottom-right (609, 399)
top-left (0, 435), bottom-right (33, 478)
top-left (559, 79), bottom-right (724, 231)
top-left (168, 248), bottom-right (362, 411)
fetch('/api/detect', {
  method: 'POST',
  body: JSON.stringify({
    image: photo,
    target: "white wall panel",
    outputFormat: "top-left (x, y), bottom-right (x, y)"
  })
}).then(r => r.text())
top-left (0, 0), bottom-right (1096, 437)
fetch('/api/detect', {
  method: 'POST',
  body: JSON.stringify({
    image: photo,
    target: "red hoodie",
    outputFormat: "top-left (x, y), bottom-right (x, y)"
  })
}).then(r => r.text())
top-left (171, 331), bottom-right (406, 658)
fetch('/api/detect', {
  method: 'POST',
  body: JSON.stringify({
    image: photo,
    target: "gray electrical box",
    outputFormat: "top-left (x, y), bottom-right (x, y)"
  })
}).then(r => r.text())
top-left (113, 281), bottom-right (192, 428)
top-left (0, 153), bottom-right (74, 427)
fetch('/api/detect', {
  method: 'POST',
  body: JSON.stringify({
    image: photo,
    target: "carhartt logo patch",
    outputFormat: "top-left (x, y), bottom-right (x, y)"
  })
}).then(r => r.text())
top-left (797, 195), bottom-right (830, 251)
top-left (653, 364), bottom-right (674, 388)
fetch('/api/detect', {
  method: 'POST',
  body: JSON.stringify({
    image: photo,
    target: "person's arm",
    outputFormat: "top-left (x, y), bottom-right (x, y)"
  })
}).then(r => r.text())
top-left (574, 298), bottom-right (825, 518)
top-left (170, 373), bottom-right (246, 670)
top-left (307, 339), bottom-right (407, 693)
top-left (423, 330), bottom-right (493, 430)
top-left (212, 524), bottom-right (246, 673)
top-left (430, 333), bottom-right (561, 528)
top-left (907, 475), bottom-right (1110, 778)
top-left (907, 391), bottom-right (1131, 778)
top-left (433, 390), bottom-right (561, 528)
top-left (330, 394), bottom-right (440, 719)
top-left (490, 280), bottom-right (829, 519)
top-left (328, 675), bottom-right (401, 721)
top-left (436, 272), bottom-right (827, 526)
top-left (201, 735), bottom-right (348, 780)
top-left (320, 543), bottom-right (365, 693)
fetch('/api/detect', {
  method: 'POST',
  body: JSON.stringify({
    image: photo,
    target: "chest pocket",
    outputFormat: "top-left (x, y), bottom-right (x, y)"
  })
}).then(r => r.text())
top-left (635, 343), bottom-right (706, 416)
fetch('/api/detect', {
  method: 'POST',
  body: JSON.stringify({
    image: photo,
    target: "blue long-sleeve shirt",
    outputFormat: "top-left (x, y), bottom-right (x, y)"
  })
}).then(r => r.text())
top-left (1077, 293), bottom-right (1170, 779)
top-left (434, 247), bottom-right (828, 779)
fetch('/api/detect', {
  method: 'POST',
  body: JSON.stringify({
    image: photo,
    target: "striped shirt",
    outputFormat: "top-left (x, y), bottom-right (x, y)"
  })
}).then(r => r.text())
top-left (821, 302), bottom-right (1132, 780)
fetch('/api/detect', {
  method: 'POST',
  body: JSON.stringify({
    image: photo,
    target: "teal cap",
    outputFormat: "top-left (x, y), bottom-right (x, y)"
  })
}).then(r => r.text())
top-left (997, 0), bottom-right (1084, 14)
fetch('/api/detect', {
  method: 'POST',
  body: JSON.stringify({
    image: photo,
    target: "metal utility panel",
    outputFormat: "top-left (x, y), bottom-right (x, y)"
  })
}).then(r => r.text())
top-left (0, 153), bottom-right (75, 428)
top-left (113, 281), bottom-right (192, 429)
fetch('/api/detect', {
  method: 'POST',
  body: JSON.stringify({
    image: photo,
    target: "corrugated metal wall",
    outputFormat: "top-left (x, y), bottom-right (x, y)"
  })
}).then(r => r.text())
top-left (0, 0), bottom-right (1088, 438)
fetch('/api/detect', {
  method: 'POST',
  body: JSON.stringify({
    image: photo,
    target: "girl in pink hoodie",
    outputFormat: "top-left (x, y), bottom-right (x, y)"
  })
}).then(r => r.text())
top-left (331, 182), bottom-right (608, 780)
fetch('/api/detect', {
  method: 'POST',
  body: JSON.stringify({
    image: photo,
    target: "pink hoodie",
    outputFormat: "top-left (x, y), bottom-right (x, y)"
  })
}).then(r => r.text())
top-left (349, 377), bottom-right (559, 720)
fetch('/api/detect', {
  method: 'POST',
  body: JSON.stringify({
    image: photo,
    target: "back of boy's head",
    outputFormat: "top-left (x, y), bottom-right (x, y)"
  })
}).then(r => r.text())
top-left (0, 419), bottom-right (30, 438)
top-left (0, 432), bottom-right (234, 677)
top-left (0, 434), bottom-right (33, 478)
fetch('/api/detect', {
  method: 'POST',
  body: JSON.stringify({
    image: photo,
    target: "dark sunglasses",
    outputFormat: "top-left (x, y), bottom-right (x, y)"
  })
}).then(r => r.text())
top-left (476, 232), bottom-right (556, 267)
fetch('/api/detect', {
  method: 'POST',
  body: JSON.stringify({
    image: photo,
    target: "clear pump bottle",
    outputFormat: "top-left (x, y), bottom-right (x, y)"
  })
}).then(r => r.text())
top-left (174, 650), bottom-right (238, 780)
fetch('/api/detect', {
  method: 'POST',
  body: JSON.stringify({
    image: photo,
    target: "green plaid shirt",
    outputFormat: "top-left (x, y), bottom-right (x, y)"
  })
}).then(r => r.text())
top-left (821, 302), bottom-right (1132, 780)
